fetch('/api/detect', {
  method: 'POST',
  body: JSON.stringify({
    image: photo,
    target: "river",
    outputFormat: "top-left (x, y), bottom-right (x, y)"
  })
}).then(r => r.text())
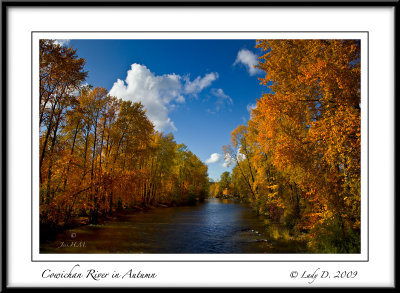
top-left (40, 198), bottom-right (307, 253)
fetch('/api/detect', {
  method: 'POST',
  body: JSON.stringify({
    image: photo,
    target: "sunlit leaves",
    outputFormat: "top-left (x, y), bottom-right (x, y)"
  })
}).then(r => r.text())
top-left (40, 40), bottom-right (209, 229)
top-left (228, 40), bottom-right (361, 252)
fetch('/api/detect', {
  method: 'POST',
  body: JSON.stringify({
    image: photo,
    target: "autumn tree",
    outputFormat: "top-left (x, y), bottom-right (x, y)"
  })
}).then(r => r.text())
top-left (223, 125), bottom-right (257, 202)
top-left (217, 171), bottom-right (232, 197)
top-left (40, 40), bottom-right (209, 232)
top-left (39, 40), bottom-right (87, 198)
top-left (251, 39), bottom-right (361, 252)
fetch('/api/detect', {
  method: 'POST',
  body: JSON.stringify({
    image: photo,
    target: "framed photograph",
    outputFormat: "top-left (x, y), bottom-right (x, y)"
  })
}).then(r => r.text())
top-left (2, 0), bottom-right (396, 289)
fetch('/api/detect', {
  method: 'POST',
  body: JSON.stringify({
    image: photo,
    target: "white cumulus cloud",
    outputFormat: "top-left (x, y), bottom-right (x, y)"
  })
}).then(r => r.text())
top-left (184, 72), bottom-right (219, 95)
top-left (205, 153), bottom-right (222, 164)
top-left (222, 153), bottom-right (235, 168)
top-left (54, 39), bottom-right (71, 47)
top-left (109, 63), bottom-right (218, 132)
top-left (246, 103), bottom-right (257, 112)
top-left (234, 49), bottom-right (263, 76)
top-left (212, 88), bottom-right (233, 103)
top-left (210, 88), bottom-right (233, 112)
top-left (237, 146), bottom-right (247, 162)
top-left (222, 148), bottom-right (246, 167)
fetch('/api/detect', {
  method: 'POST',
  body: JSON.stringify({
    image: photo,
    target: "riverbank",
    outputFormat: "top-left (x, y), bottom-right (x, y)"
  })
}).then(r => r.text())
top-left (40, 198), bottom-right (309, 254)
top-left (214, 195), bottom-right (310, 251)
top-left (40, 200), bottom-right (200, 243)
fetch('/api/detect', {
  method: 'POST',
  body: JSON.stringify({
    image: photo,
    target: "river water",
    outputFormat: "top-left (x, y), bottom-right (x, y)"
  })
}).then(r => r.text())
top-left (40, 198), bottom-right (307, 253)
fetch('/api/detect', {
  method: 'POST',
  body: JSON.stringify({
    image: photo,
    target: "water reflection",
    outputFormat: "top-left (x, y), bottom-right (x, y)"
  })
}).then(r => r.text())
top-left (41, 198), bottom-right (307, 254)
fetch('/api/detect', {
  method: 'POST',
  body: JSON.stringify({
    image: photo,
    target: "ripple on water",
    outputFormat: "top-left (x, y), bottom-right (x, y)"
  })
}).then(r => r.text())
top-left (40, 198), bottom-right (305, 253)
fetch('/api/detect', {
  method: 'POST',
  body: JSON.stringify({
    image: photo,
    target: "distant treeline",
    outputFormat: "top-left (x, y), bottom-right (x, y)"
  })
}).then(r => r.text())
top-left (40, 40), bottom-right (209, 230)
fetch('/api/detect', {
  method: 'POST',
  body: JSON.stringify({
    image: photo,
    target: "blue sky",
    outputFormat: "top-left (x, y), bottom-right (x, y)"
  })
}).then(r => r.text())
top-left (64, 39), bottom-right (269, 181)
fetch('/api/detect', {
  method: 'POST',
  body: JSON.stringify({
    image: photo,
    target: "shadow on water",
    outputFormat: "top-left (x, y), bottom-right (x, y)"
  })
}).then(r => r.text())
top-left (40, 198), bottom-right (308, 254)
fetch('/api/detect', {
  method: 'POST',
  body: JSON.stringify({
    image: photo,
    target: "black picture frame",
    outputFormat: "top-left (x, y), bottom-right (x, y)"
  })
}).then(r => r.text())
top-left (1, 0), bottom-right (397, 290)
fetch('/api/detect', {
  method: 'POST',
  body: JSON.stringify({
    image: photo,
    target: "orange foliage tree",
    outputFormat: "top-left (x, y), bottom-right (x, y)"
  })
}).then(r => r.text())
top-left (39, 40), bottom-right (209, 230)
top-left (228, 40), bottom-right (361, 252)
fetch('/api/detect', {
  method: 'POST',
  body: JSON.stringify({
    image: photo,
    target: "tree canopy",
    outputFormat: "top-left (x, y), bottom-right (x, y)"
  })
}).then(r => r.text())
top-left (224, 40), bottom-right (361, 253)
top-left (40, 40), bottom-right (209, 229)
